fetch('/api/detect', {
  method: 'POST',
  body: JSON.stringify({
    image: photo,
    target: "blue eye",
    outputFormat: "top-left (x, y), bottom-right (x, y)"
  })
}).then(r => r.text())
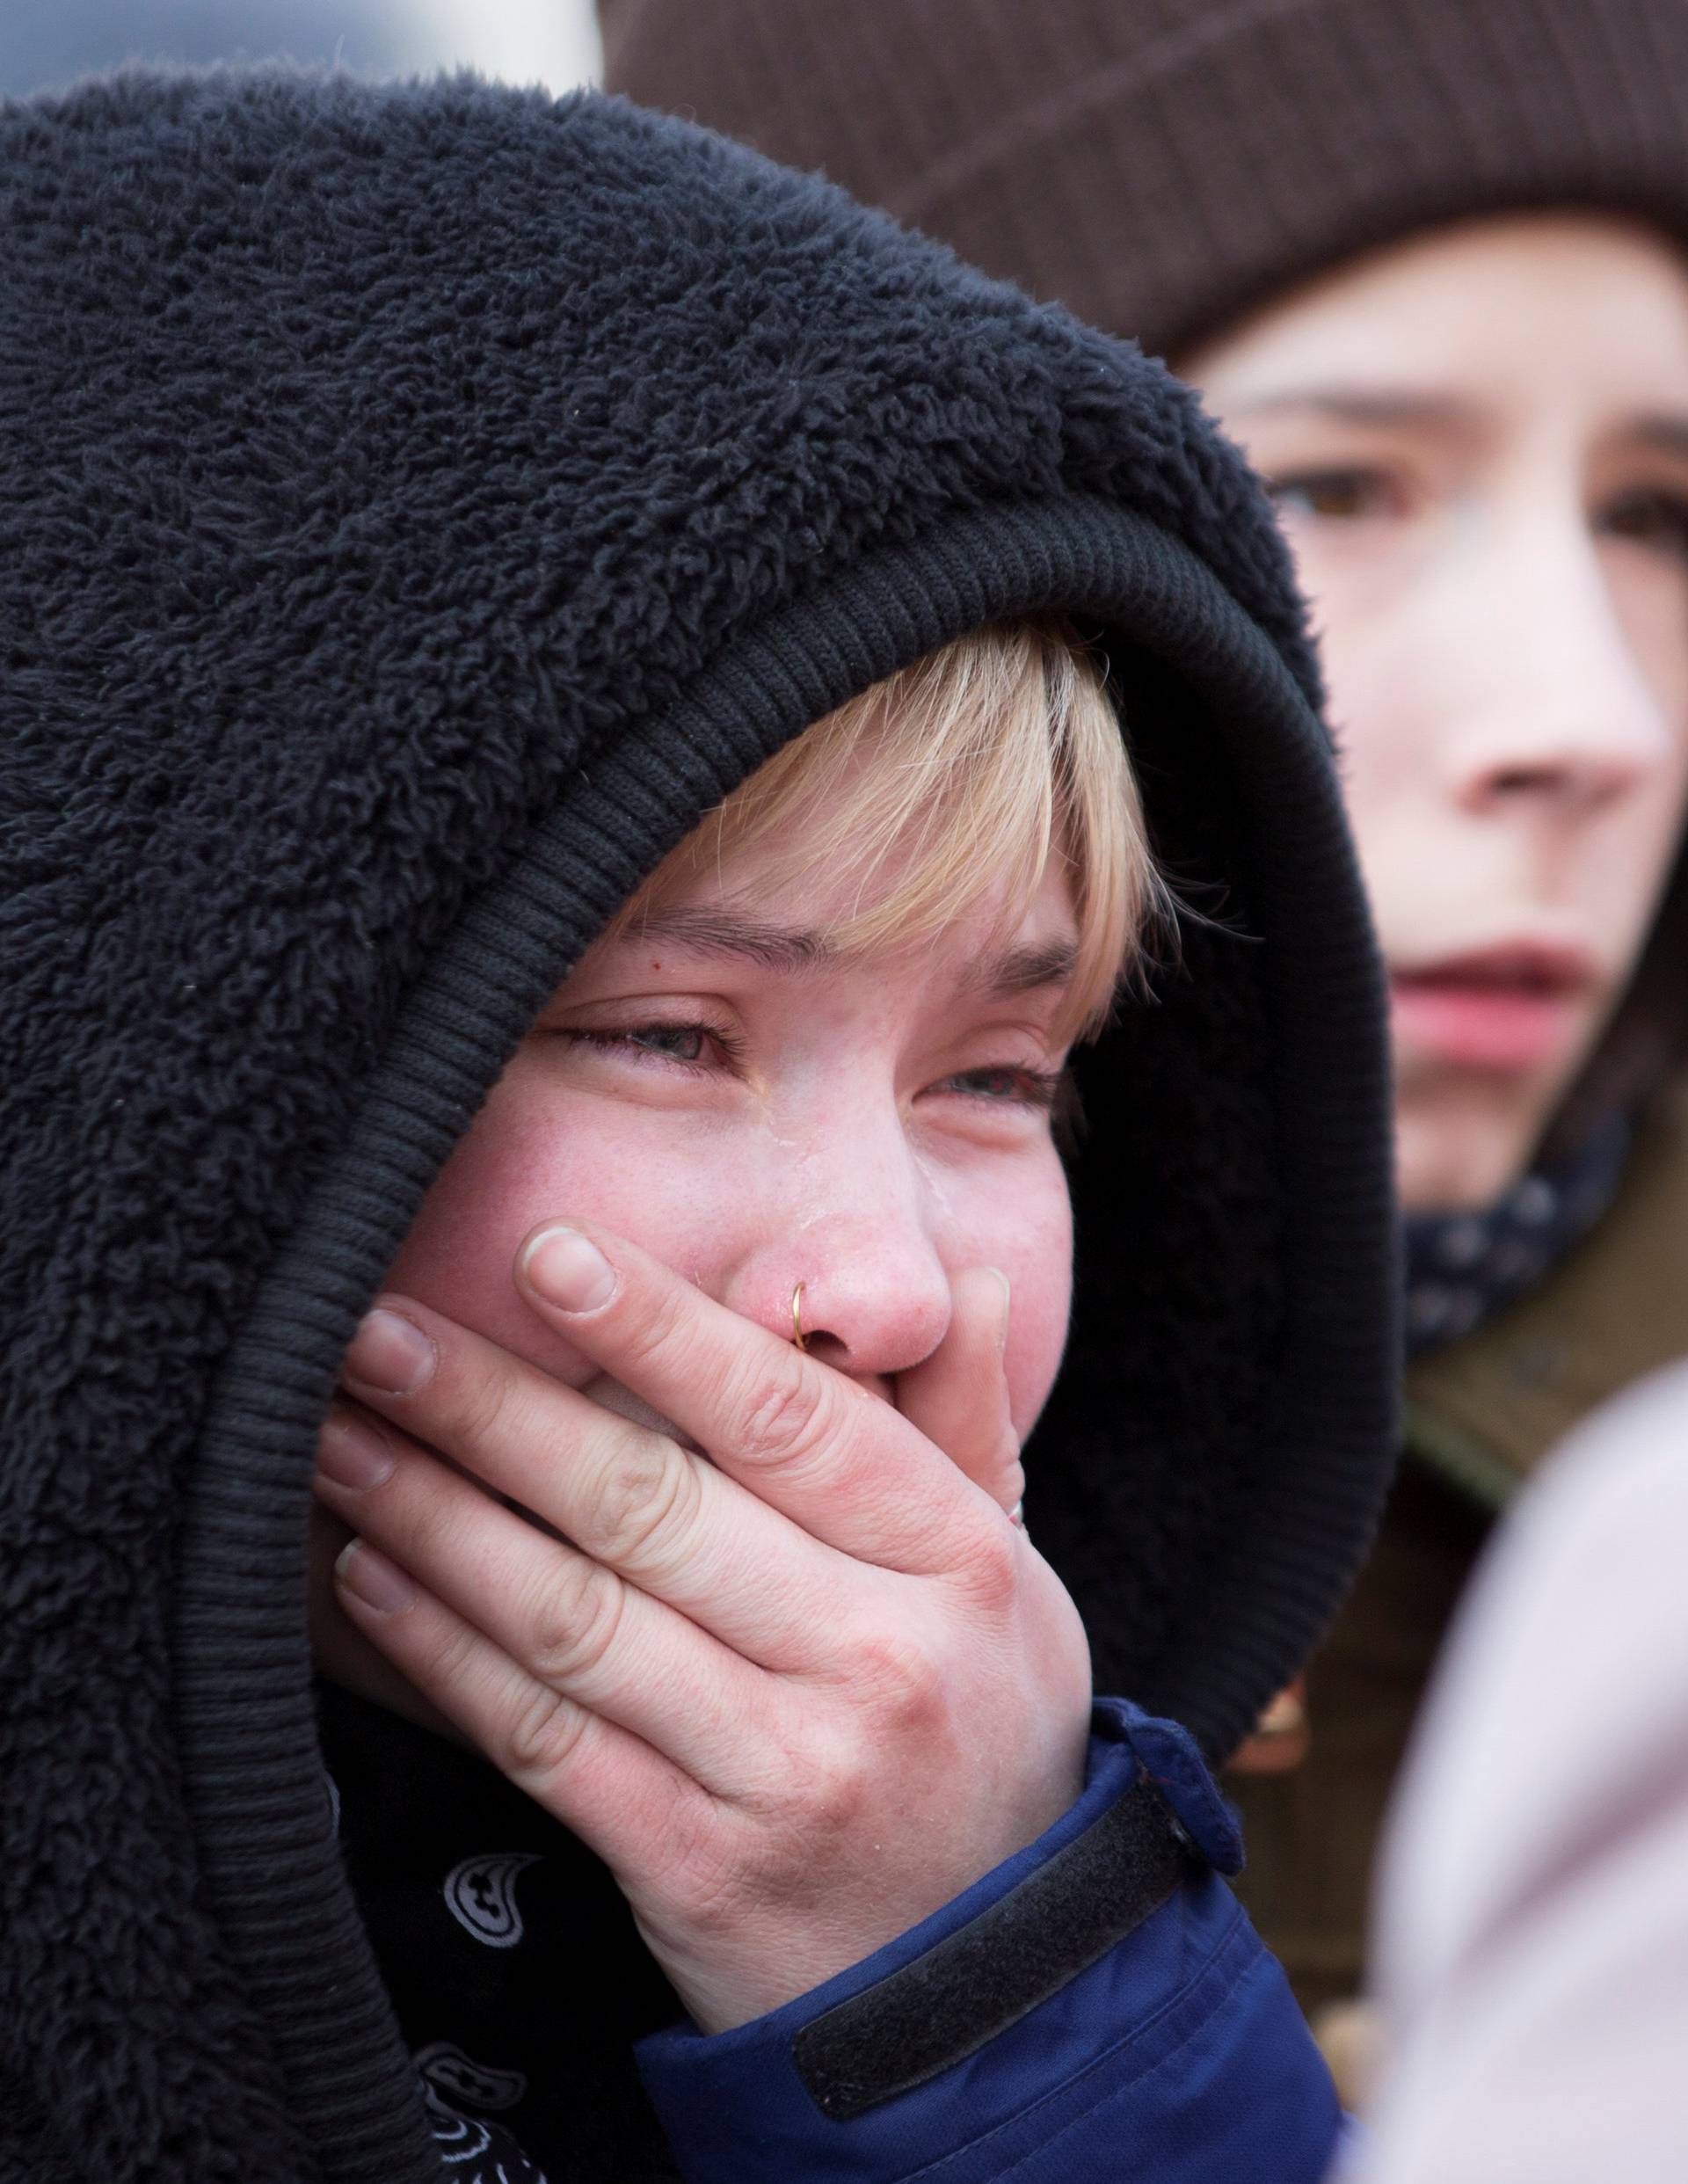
top-left (624, 1024), bottom-right (706, 1062)
top-left (567, 1021), bottom-right (735, 1071)
top-left (942, 1066), bottom-right (1061, 1108)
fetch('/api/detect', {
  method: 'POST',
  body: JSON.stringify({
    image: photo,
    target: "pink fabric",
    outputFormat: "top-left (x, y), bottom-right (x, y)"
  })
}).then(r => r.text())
top-left (1357, 1360), bottom-right (1688, 2182)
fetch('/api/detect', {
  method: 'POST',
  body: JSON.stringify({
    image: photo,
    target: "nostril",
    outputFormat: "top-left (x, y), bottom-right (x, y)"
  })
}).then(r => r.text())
top-left (1477, 750), bottom-right (1644, 812)
top-left (796, 1331), bottom-right (896, 1402)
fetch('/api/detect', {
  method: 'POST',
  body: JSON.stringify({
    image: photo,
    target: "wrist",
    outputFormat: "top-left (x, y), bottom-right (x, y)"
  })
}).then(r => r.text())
top-left (641, 1732), bottom-right (1091, 2035)
top-left (636, 1706), bottom-right (1269, 2184)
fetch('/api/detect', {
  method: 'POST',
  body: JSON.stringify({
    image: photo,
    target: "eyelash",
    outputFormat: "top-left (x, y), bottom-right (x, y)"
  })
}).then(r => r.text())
top-left (567, 1021), bottom-right (745, 1074)
top-left (1599, 486), bottom-right (1688, 563)
top-left (564, 1023), bottom-right (1063, 1108)
top-left (1265, 466), bottom-right (1401, 524)
top-left (945, 1065), bottom-right (1064, 1110)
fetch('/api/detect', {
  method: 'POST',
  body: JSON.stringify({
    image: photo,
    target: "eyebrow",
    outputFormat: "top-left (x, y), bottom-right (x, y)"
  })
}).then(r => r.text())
top-left (1226, 390), bottom-right (1688, 463)
top-left (976, 938), bottom-right (1080, 997)
top-left (1223, 385), bottom-right (1478, 432)
top-left (629, 908), bottom-right (836, 969)
top-left (622, 909), bottom-right (1079, 995)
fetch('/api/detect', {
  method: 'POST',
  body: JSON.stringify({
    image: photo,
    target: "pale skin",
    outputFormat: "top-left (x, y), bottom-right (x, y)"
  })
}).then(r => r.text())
top-left (1185, 213), bottom-right (1688, 1214)
top-left (1190, 215), bottom-right (1688, 1777)
top-left (311, 850), bottom-right (1094, 2034)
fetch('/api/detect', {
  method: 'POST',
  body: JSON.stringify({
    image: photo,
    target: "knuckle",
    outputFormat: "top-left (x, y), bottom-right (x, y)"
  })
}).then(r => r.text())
top-left (608, 1278), bottom-right (695, 1385)
top-left (828, 1611), bottom-right (948, 1740)
top-left (806, 1726), bottom-right (871, 1824)
top-left (726, 1356), bottom-right (838, 1472)
top-left (744, 1721), bottom-right (864, 1844)
top-left (578, 1432), bottom-right (697, 1569)
top-left (957, 1517), bottom-right (1020, 1610)
top-left (525, 1558), bottom-right (629, 1687)
top-left (992, 1422), bottom-right (1024, 1475)
top-left (853, 1625), bottom-right (943, 1728)
top-left (418, 1615), bottom-right (483, 1693)
top-left (442, 1346), bottom-right (526, 1454)
top-left (504, 1681), bottom-right (591, 1783)
top-left (380, 1468), bottom-right (460, 1566)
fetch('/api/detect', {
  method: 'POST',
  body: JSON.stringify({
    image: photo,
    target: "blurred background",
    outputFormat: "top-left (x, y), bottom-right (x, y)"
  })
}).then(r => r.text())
top-left (1, 1), bottom-right (601, 98)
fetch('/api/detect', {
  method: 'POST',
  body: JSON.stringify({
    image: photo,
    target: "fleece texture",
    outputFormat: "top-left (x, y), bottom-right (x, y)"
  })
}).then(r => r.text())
top-left (0, 74), bottom-right (1393, 2184)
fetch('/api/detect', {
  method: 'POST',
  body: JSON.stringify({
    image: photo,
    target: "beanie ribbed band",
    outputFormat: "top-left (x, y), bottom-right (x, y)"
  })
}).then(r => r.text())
top-left (604, 0), bottom-right (1688, 359)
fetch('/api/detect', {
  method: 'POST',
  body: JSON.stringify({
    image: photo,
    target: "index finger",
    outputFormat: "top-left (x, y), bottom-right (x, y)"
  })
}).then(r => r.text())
top-left (515, 1220), bottom-right (988, 1572)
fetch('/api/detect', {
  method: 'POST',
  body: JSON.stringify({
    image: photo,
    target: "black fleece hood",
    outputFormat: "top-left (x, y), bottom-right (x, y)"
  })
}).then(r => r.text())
top-left (0, 73), bottom-right (1395, 2184)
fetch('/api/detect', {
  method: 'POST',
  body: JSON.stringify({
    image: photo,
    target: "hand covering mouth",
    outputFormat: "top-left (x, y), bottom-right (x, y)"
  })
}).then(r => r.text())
top-left (578, 1374), bottom-right (705, 1456)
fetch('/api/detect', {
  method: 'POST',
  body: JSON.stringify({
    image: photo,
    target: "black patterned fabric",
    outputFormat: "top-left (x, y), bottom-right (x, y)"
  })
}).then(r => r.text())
top-left (1404, 1117), bottom-right (1632, 1356)
top-left (0, 75), bottom-right (1396, 2183)
top-left (319, 1686), bottom-right (680, 2182)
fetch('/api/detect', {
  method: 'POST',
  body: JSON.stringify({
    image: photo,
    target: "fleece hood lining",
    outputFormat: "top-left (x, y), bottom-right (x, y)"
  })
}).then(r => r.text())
top-left (173, 496), bottom-right (1393, 2184)
top-left (2, 72), bottom-right (1398, 2180)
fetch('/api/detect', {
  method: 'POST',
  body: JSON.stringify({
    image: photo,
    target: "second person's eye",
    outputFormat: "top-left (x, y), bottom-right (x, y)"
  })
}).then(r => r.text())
top-left (1599, 485), bottom-right (1688, 564)
top-left (1266, 467), bottom-right (1398, 523)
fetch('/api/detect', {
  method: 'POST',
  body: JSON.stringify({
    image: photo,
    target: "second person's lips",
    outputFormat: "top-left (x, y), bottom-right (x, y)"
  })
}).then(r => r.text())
top-left (1388, 942), bottom-right (1597, 1071)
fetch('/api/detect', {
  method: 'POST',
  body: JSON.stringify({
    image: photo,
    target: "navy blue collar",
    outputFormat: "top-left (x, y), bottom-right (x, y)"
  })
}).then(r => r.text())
top-left (1404, 1114), bottom-right (1631, 1357)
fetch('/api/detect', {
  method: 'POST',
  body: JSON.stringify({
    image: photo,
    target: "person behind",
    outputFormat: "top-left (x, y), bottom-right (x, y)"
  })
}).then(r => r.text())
top-left (0, 71), bottom-right (1396, 2184)
top-left (1355, 1358), bottom-right (1688, 2184)
top-left (601, 0), bottom-right (1688, 2036)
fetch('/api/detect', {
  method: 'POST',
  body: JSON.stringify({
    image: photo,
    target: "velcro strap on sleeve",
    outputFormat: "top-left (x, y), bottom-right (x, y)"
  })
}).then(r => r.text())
top-left (791, 1774), bottom-right (1193, 2120)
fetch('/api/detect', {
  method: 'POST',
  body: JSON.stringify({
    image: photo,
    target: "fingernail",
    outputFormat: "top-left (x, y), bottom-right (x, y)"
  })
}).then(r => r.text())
top-left (344, 1307), bottom-right (435, 1395)
top-left (334, 1539), bottom-right (417, 1614)
top-left (522, 1227), bottom-right (617, 1314)
top-left (316, 1410), bottom-right (394, 1494)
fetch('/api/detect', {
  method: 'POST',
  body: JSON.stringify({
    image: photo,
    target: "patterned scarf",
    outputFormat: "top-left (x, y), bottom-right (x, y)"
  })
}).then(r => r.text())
top-left (1403, 1113), bottom-right (1631, 1358)
top-left (317, 1683), bottom-right (685, 2184)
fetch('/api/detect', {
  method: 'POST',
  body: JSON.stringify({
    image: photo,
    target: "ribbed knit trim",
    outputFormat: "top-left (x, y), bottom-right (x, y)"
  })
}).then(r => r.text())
top-left (605, 0), bottom-right (1688, 357)
top-left (173, 494), bottom-right (1394, 2179)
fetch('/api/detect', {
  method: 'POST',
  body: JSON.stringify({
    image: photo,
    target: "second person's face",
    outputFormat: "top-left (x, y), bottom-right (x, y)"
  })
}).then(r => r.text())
top-left (1186, 214), bottom-right (1688, 1211)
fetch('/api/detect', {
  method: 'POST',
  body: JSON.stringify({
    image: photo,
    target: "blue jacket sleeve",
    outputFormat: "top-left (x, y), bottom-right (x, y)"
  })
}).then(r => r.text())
top-left (636, 1698), bottom-right (1341, 2183)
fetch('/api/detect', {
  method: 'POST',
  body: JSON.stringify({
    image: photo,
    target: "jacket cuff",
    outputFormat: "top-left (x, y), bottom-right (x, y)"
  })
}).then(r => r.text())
top-left (635, 1700), bottom-right (1249, 2183)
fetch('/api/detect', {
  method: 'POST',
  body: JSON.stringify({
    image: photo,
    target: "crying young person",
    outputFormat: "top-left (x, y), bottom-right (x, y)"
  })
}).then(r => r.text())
top-left (0, 74), bottom-right (1395, 2184)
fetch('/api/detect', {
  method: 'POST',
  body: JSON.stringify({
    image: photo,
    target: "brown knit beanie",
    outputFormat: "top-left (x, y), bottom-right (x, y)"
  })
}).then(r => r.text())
top-left (601, 0), bottom-right (1688, 360)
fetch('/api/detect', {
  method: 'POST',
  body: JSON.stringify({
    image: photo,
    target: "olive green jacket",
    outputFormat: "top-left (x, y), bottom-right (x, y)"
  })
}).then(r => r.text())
top-left (1231, 1071), bottom-right (1688, 2013)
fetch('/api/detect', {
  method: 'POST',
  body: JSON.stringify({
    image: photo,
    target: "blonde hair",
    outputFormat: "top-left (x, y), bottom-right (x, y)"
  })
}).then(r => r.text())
top-left (619, 621), bottom-right (1165, 1044)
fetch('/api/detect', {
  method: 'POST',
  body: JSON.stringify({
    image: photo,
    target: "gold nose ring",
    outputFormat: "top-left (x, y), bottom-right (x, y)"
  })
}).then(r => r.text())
top-left (791, 1282), bottom-right (809, 1351)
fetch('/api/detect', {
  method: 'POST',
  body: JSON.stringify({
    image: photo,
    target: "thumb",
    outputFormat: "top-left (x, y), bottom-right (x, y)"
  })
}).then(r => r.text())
top-left (895, 1267), bottom-right (1023, 1518)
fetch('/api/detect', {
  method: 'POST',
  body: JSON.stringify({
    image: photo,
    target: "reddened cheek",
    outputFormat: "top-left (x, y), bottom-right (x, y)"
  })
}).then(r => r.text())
top-left (380, 1092), bottom-right (609, 1383)
top-left (381, 1075), bottom-right (750, 1383)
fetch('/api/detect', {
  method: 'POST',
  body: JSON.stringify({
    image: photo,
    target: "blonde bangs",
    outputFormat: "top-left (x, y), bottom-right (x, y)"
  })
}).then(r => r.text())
top-left (618, 622), bottom-right (1166, 1044)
